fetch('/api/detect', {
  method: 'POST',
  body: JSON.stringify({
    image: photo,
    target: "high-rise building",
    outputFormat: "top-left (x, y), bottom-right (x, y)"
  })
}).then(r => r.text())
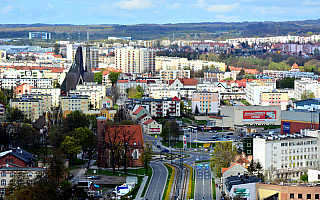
top-left (115, 47), bottom-right (155, 73)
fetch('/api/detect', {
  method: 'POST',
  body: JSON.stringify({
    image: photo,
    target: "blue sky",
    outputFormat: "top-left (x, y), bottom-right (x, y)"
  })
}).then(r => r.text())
top-left (1, 0), bottom-right (320, 25)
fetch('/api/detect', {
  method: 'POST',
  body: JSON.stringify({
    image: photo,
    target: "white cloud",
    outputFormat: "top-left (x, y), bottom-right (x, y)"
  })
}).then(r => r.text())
top-left (252, 6), bottom-right (285, 15)
top-left (206, 3), bottom-right (240, 13)
top-left (165, 3), bottom-right (180, 10)
top-left (302, 0), bottom-right (320, 6)
top-left (0, 5), bottom-right (14, 14)
top-left (118, 0), bottom-right (154, 10)
top-left (46, 3), bottom-right (54, 10)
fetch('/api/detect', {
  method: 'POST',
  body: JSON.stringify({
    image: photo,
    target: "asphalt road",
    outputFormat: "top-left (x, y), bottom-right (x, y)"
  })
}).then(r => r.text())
top-left (183, 152), bottom-right (212, 200)
top-left (144, 162), bottom-right (167, 200)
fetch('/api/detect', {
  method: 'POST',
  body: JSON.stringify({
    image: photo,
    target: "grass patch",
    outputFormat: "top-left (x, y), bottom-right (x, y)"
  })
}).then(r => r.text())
top-left (87, 169), bottom-right (126, 177)
top-left (162, 141), bottom-right (198, 148)
top-left (196, 120), bottom-right (207, 125)
top-left (212, 178), bottom-right (216, 199)
top-left (163, 163), bottom-right (174, 200)
top-left (184, 164), bottom-right (193, 199)
top-left (141, 166), bottom-right (153, 197)
top-left (118, 166), bottom-right (151, 176)
top-left (195, 160), bottom-right (210, 163)
top-left (182, 118), bottom-right (193, 124)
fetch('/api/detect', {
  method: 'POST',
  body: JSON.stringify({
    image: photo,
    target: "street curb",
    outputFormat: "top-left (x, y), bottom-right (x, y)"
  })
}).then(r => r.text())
top-left (142, 163), bottom-right (155, 199)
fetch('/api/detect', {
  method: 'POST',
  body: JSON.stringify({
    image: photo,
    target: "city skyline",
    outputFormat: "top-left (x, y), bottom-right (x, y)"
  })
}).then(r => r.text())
top-left (1, 0), bottom-right (320, 25)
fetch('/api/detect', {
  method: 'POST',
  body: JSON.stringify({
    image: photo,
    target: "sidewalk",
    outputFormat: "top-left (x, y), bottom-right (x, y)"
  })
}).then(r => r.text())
top-left (134, 176), bottom-right (148, 200)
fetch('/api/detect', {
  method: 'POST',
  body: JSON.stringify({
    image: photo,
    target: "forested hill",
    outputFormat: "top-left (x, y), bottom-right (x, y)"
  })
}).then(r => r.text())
top-left (1, 20), bottom-right (320, 40)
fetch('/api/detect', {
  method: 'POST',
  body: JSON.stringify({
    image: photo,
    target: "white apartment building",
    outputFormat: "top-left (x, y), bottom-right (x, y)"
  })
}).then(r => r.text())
top-left (117, 79), bottom-right (147, 94)
top-left (155, 57), bottom-right (190, 71)
top-left (149, 87), bottom-right (179, 99)
top-left (75, 83), bottom-right (106, 98)
top-left (253, 135), bottom-right (319, 170)
top-left (115, 47), bottom-right (155, 73)
top-left (294, 78), bottom-right (320, 100)
top-left (31, 86), bottom-right (61, 107)
top-left (0, 69), bottom-right (43, 79)
top-left (0, 78), bottom-right (53, 90)
top-left (245, 82), bottom-right (275, 105)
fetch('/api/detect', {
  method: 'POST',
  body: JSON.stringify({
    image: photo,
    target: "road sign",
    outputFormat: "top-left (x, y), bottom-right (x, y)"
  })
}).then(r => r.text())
top-left (205, 164), bottom-right (209, 169)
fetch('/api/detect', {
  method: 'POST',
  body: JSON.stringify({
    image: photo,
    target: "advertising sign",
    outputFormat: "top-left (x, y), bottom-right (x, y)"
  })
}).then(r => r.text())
top-left (149, 128), bottom-right (160, 132)
top-left (234, 188), bottom-right (250, 197)
top-left (243, 111), bottom-right (276, 122)
top-left (283, 122), bottom-right (290, 133)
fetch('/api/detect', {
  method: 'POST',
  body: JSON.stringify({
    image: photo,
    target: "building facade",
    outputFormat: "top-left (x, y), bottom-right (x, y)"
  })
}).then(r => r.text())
top-left (191, 90), bottom-right (219, 114)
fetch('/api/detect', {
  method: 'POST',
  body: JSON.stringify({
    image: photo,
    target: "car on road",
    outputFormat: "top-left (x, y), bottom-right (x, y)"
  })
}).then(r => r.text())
top-left (161, 149), bottom-right (169, 153)
top-left (87, 176), bottom-right (100, 180)
top-left (225, 136), bottom-right (231, 139)
top-left (211, 135), bottom-right (219, 139)
top-left (226, 133), bottom-right (234, 135)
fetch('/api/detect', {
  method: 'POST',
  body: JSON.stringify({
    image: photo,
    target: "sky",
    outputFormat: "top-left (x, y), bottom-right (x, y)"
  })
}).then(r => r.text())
top-left (1, 0), bottom-right (320, 25)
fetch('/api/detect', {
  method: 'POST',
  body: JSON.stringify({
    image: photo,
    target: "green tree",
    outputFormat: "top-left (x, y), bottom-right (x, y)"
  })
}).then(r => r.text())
top-left (61, 136), bottom-right (81, 167)
top-left (108, 71), bottom-right (120, 86)
top-left (63, 110), bottom-right (89, 133)
top-left (5, 107), bottom-right (24, 122)
top-left (225, 77), bottom-right (233, 81)
top-left (74, 127), bottom-right (96, 166)
top-left (307, 65), bottom-right (316, 72)
top-left (141, 139), bottom-right (152, 174)
top-left (210, 142), bottom-right (238, 178)
top-left (300, 174), bottom-right (308, 182)
top-left (180, 101), bottom-right (185, 115)
top-left (136, 85), bottom-right (144, 95)
top-left (94, 71), bottom-right (103, 84)
top-left (194, 104), bottom-right (200, 115)
top-left (54, 43), bottom-right (60, 55)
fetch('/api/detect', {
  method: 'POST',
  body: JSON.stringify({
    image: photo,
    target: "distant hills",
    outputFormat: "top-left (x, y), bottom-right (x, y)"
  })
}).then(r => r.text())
top-left (1, 20), bottom-right (320, 41)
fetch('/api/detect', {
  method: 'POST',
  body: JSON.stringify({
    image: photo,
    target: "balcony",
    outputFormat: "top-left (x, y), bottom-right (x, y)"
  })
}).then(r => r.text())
top-left (156, 103), bottom-right (162, 106)
top-left (169, 103), bottom-right (175, 106)
top-left (169, 111), bottom-right (175, 113)
top-left (156, 107), bottom-right (162, 110)
top-left (169, 106), bottom-right (175, 109)
top-left (156, 111), bottom-right (162, 114)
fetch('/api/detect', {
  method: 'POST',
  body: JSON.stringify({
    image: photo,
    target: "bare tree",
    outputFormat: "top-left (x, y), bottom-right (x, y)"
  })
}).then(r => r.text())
top-left (119, 127), bottom-right (134, 174)
top-left (111, 86), bottom-right (120, 105)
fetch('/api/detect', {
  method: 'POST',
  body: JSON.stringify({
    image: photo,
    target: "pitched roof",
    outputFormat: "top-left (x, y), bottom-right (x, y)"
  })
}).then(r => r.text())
top-left (143, 119), bottom-right (155, 125)
top-left (221, 162), bottom-right (246, 174)
top-left (138, 114), bottom-right (148, 120)
top-left (133, 106), bottom-right (144, 115)
top-left (0, 148), bottom-right (34, 164)
top-left (179, 78), bottom-right (198, 86)
top-left (292, 63), bottom-right (299, 69)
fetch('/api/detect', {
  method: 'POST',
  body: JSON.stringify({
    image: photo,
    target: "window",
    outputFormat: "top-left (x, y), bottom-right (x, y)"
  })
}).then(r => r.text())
top-left (1, 172), bottom-right (5, 177)
top-left (307, 194), bottom-right (311, 199)
top-left (298, 194), bottom-right (302, 199)
top-left (315, 194), bottom-right (319, 199)
top-left (290, 193), bottom-right (294, 198)
top-left (28, 172), bottom-right (32, 177)
top-left (1, 180), bottom-right (5, 186)
top-left (10, 172), bottom-right (14, 177)
top-left (0, 188), bottom-right (5, 194)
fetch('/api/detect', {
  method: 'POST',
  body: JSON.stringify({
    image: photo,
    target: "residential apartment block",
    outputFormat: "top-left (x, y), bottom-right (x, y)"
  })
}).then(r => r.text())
top-left (262, 70), bottom-right (319, 80)
top-left (260, 90), bottom-right (289, 110)
top-left (159, 70), bottom-right (190, 81)
top-left (192, 90), bottom-right (219, 114)
top-left (115, 47), bottom-right (155, 73)
top-left (245, 82), bottom-right (275, 105)
top-left (59, 94), bottom-right (90, 112)
top-left (294, 78), bottom-right (320, 100)
top-left (31, 86), bottom-right (61, 107)
top-left (10, 97), bottom-right (43, 121)
top-left (0, 78), bottom-right (53, 90)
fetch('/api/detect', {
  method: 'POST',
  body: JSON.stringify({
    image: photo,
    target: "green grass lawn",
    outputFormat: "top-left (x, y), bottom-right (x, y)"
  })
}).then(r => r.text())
top-left (196, 120), bottom-right (207, 125)
top-left (212, 178), bottom-right (216, 199)
top-left (162, 141), bottom-right (198, 148)
top-left (162, 164), bottom-right (173, 200)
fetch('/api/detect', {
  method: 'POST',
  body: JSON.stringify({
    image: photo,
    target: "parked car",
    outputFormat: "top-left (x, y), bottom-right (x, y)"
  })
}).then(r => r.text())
top-left (226, 133), bottom-right (234, 135)
top-left (88, 176), bottom-right (100, 180)
top-left (161, 149), bottom-right (169, 153)
top-left (208, 130), bottom-right (213, 133)
top-left (211, 135), bottom-right (218, 139)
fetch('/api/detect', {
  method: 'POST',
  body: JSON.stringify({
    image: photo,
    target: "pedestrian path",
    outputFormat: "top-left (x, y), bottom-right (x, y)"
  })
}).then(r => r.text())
top-left (135, 176), bottom-right (148, 200)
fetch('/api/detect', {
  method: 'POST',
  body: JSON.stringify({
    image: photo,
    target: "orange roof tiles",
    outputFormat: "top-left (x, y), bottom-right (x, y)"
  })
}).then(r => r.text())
top-left (179, 78), bottom-right (198, 86)
top-left (143, 119), bottom-right (155, 125)
top-left (133, 106), bottom-right (144, 115)
top-left (292, 63), bottom-right (299, 69)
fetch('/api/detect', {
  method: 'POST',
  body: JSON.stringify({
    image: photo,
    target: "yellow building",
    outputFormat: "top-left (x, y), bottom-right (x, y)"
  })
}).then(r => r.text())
top-left (59, 94), bottom-right (90, 112)
top-left (260, 90), bottom-right (289, 110)
top-left (10, 98), bottom-right (42, 122)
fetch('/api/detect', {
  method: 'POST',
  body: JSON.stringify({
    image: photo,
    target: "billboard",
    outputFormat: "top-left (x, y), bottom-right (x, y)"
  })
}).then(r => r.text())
top-left (149, 128), bottom-right (160, 132)
top-left (283, 122), bottom-right (290, 133)
top-left (234, 188), bottom-right (250, 197)
top-left (243, 111), bottom-right (276, 122)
